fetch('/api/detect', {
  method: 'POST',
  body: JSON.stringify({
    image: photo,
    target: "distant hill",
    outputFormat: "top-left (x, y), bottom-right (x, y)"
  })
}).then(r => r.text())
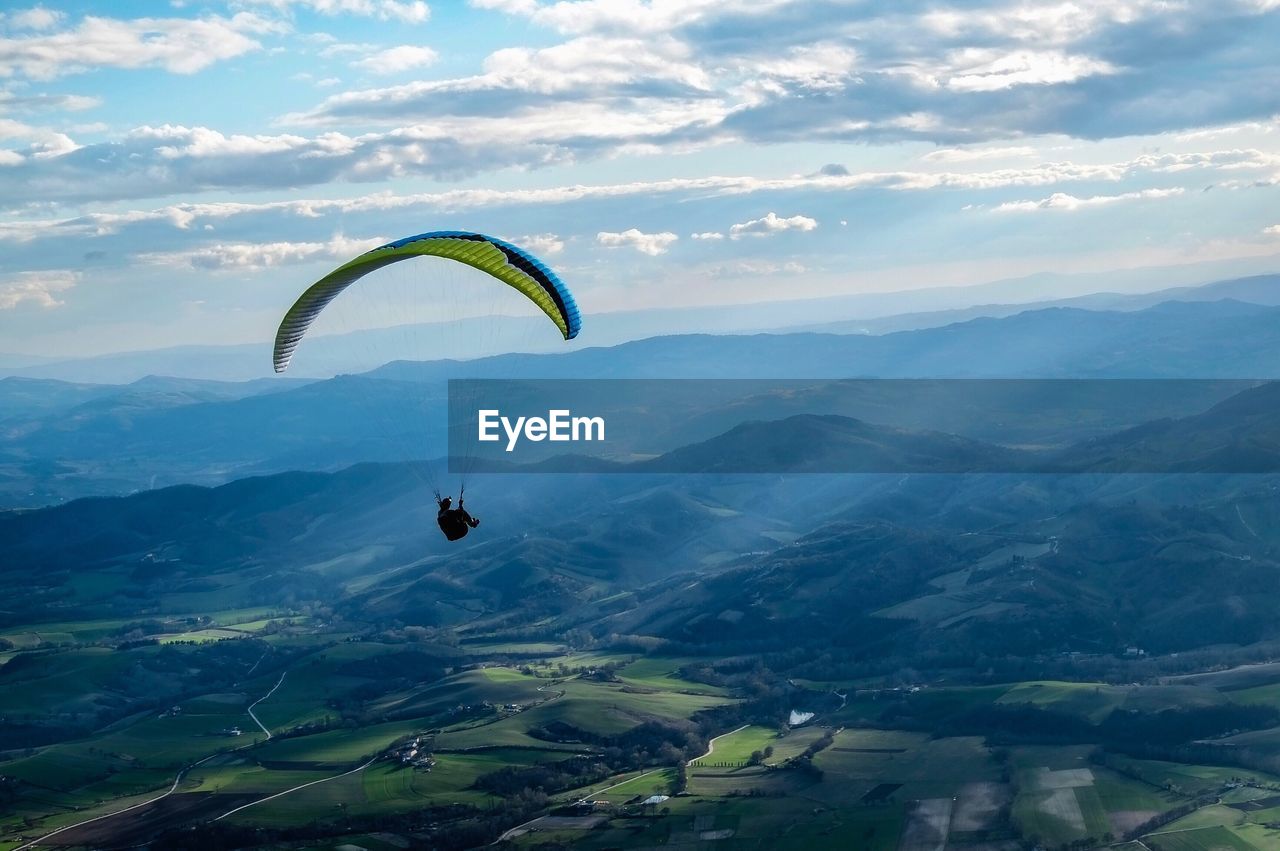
top-left (799, 273), bottom-right (1280, 334)
top-left (4, 269), bottom-right (1277, 383)
top-left (595, 482), bottom-right (1280, 661)
top-left (491, 381), bottom-right (1280, 474)
top-left (1055, 380), bottom-right (1280, 473)
top-left (6, 377), bottom-right (1280, 653)
top-left (4, 299), bottom-right (1280, 506)
top-left (592, 413), bottom-right (1027, 474)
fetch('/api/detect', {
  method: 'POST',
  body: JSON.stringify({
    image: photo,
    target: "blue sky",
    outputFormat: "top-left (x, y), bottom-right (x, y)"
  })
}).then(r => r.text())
top-left (1, 0), bottom-right (1279, 358)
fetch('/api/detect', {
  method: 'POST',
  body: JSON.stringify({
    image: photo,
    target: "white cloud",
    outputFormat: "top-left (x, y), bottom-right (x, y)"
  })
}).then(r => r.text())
top-left (7, 6), bottom-right (64, 31)
top-left (0, 115), bottom-right (78, 157)
top-left (596, 228), bottom-right (677, 255)
top-left (923, 146), bottom-right (1038, 163)
top-left (475, 0), bottom-right (770, 36)
top-left (708, 259), bottom-right (808, 277)
top-left (992, 187), bottom-right (1185, 212)
top-left (0, 13), bottom-right (282, 80)
top-left (351, 44), bottom-right (438, 74)
top-left (1177, 119), bottom-right (1280, 141)
top-left (319, 41), bottom-right (373, 58)
top-left (138, 234), bottom-right (383, 270)
top-left (3, 146), bottom-right (1270, 228)
top-left (518, 233), bottom-right (564, 255)
top-left (743, 43), bottom-right (858, 91)
top-left (0, 90), bottom-right (100, 113)
top-left (0, 206), bottom-right (202, 242)
top-left (944, 49), bottom-right (1118, 92)
top-left (0, 269), bottom-right (76, 309)
top-left (237, 0), bottom-right (430, 23)
top-left (691, 231), bottom-right (723, 240)
top-left (287, 33), bottom-right (715, 128)
top-left (1265, 224), bottom-right (1280, 236)
top-left (919, 1), bottom-right (1173, 45)
top-left (729, 211), bottom-right (817, 239)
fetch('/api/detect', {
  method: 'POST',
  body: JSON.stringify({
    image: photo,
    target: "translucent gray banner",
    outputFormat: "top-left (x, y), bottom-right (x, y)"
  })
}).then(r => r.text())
top-left (446, 378), bottom-right (1279, 474)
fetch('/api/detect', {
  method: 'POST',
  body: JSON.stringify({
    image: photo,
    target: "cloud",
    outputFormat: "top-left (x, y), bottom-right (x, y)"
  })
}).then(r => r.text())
top-left (691, 231), bottom-right (723, 240)
top-left (943, 49), bottom-right (1118, 93)
top-left (236, 1), bottom-right (430, 23)
top-left (729, 211), bottom-right (817, 239)
top-left (596, 228), bottom-right (678, 255)
top-left (0, 269), bottom-right (76, 309)
top-left (2, 146), bottom-right (1270, 225)
top-left (923, 146), bottom-right (1037, 163)
top-left (518, 233), bottom-right (564, 255)
top-left (0, 90), bottom-right (100, 112)
top-left (992, 187), bottom-right (1185, 212)
top-left (708, 259), bottom-right (808, 277)
top-left (0, 115), bottom-right (77, 158)
top-left (473, 0), bottom-right (757, 36)
top-left (138, 234), bottom-right (384, 270)
top-left (1177, 118), bottom-right (1280, 141)
top-left (351, 45), bottom-right (438, 74)
top-left (0, 12), bottom-right (282, 80)
top-left (286, 34), bottom-right (715, 126)
top-left (1, 2), bottom-right (1270, 205)
top-left (7, 6), bottom-right (64, 31)
top-left (742, 42), bottom-right (858, 91)
top-left (0, 206), bottom-right (203, 242)
top-left (1265, 224), bottom-right (1280, 235)
top-left (724, 4), bottom-right (1280, 146)
top-left (0, 122), bottom-right (546, 205)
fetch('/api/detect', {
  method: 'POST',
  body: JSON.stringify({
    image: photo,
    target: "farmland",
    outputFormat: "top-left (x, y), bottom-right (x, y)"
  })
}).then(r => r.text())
top-left (12, 608), bottom-right (1280, 851)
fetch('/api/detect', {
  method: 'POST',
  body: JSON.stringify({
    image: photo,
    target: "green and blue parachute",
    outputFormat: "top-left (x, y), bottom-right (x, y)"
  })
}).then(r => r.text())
top-left (273, 230), bottom-right (580, 372)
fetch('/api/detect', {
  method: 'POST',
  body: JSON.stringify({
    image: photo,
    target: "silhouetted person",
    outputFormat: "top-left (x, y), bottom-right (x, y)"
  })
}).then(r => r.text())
top-left (437, 495), bottom-right (480, 541)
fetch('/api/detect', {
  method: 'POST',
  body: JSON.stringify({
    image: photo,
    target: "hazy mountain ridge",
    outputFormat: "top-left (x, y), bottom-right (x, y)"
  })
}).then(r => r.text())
top-left (6, 271), bottom-right (1277, 383)
top-left (5, 378), bottom-right (1280, 661)
top-left (4, 298), bottom-right (1280, 507)
top-left (797, 273), bottom-right (1280, 334)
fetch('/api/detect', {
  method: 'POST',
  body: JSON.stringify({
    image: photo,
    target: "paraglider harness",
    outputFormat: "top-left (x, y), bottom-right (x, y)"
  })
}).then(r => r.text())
top-left (436, 488), bottom-right (480, 541)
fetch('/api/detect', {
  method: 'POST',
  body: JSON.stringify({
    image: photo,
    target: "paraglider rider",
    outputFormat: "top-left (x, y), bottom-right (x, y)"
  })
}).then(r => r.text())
top-left (437, 495), bottom-right (480, 541)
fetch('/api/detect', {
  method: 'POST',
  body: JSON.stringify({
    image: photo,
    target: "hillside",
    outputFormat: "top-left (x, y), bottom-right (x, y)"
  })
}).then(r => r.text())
top-left (4, 299), bottom-right (1278, 507)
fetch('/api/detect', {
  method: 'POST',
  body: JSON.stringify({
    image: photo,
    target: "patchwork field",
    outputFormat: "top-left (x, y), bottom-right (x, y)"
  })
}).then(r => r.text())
top-left (14, 630), bottom-right (1280, 851)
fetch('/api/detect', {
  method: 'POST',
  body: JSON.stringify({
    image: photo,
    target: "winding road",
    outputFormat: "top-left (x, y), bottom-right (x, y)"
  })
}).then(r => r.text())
top-left (213, 757), bottom-right (377, 822)
top-left (12, 753), bottom-right (222, 851)
top-left (495, 724), bottom-right (751, 845)
top-left (10, 669), bottom-right (286, 850)
top-left (689, 724), bottom-right (749, 765)
top-left (247, 671), bottom-right (286, 738)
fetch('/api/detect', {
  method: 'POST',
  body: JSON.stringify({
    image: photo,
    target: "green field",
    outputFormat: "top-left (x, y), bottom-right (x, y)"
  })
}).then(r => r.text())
top-left (370, 666), bottom-right (551, 719)
top-left (575, 767), bottom-right (678, 803)
top-left (1143, 825), bottom-right (1260, 850)
top-left (613, 657), bottom-right (730, 696)
top-left (435, 675), bottom-right (731, 752)
top-left (998, 680), bottom-right (1130, 723)
top-left (13, 605), bottom-right (1280, 851)
top-left (690, 725), bottom-right (779, 765)
top-left (812, 729), bottom-right (998, 803)
top-left (223, 748), bottom-right (572, 827)
top-left (1110, 757), bottom-right (1280, 795)
top-left (256, 718), bottom-right (427, 767)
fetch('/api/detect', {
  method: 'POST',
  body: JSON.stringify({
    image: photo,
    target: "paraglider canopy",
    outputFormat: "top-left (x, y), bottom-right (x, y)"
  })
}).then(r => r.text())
top-left (273, 230), bottom-right (580, 373)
